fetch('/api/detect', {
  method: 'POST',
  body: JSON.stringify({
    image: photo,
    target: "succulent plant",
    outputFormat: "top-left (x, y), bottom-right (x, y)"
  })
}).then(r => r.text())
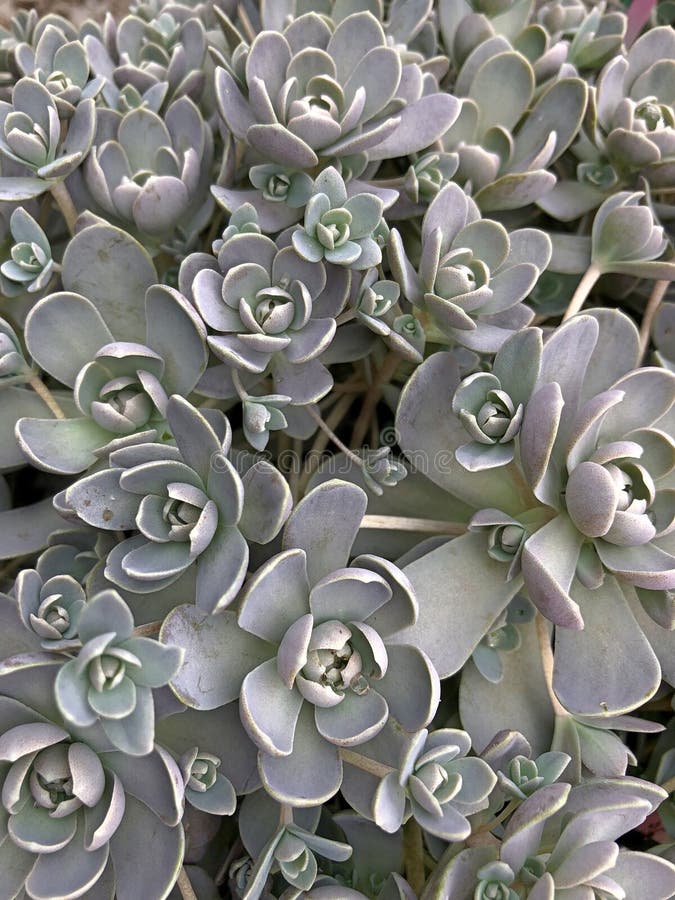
top-left (389, 183), bottom-right (549, 351)
top-left (0, 76), bottom-right (95, 200)
top-left (293, 168), bottom-right (384, 270)
top-left (13, 567), bottom-right (85, 651)
top-left (342, 723), bottom-right (496, 840)
top-left (0, 206), bottom-right (55, 297)
top-left (0, 315), bottom-right (28, 384)
top-left (64, 395), bottom-right (291, 611)
top-left (84, 10), bottom-right (208, 110)
top-left (14, 26), bottom-right (104, 118)
top-left (54, 588), bottom-right (184, 755)
top-left (215, 11), bottom-right (459, 172)
top-left (0, 656), bottom-right (186, 899)
top-left (180, 225), bottom-right (349, 405)
top-left (84, 96), bottom-right (213, 238)
top-left (16, 284), bottom-right (208, 474)
top-left (0, 3), bottom-right (673, 898)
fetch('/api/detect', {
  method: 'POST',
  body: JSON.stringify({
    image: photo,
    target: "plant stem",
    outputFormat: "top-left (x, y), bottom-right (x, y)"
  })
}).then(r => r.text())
top-left (231, 369), bottom-right (248, 400)
top-left (474, 798), bottom-right (520, 835)
top-left (350, 351), bottom-right (400, 449)
top-left (297, 393), bottom-right (356, 495)
top-left (132, 620), bottom-right (162, 637)
top-left (27, 373), bottom-right (66, 419)
top-left (339, 748), bottom-right (395, 778)
top-left (639, 279), bottom-right (669, 362)
top-left (176, 868), bottom-right (198, 900)
top-left (279, 804), bottom-right (294, 826)
top-left (535, 613), bottom-right (568, 718)
top-left (50, 180), bottom-right (78, 235)
top-left (360, 515), bottom-right (467, 535)
top-left (561, 263), bottom-right (601, 322)
top-left (306, 405), bottom-right (364, 468)
top-left (404, 819), bottom-right (426, 896)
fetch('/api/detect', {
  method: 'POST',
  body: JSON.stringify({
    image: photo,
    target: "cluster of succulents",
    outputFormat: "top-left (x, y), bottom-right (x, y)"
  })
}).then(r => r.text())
top-left (0, 0), bottom-right (674, 898)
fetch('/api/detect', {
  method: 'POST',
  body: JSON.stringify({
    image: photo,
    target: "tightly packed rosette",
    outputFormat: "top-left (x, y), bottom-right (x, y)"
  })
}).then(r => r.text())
top-left (0, 207), bottom-right (55, 297)
top-left (16, 284), bottom-right (208, 474)
top-left (341, 722), bottom-right (496, 840)
top-left (438, 777), bottom-right (675, 900)
top-left (389, 183), bottom-right (550, 352)
top-left (84, 96), bottom-right (213, 238)
top-left (54, 589), bottom-right (183, 755)
top-left (0, 75), bottom-right (95, 200)
top-left (84, 10), bottom-right (207, 109)
top-left (64, 395), bottom-right (291, 612)
top-left (161, 480), bottom-right (440, 808)
top-left (0, 651), bottom-right (186, 899)
top-left (394, 309), bottom-right (674, 724)
top-left (14, 24), bottom-right (104, 118)
top-left (215, 10), bottom-right (459, 172)
top-left (180, 219), bottom-right (350, 405)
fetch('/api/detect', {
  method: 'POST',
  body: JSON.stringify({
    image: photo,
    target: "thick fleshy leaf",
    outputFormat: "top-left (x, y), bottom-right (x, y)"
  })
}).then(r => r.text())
top-left (65, 468), bottom-right (139, 531)
top-left (369, 94), bottom-right (459, 160)
top-left (608, 850), bottom-right (675, 900)
top-left (238, 549), bottom-right (310, 643)
top-left (375, 644), bottom-right (439, 730)
top-left (8, 801), bottom-right (76, 853)
top-left (25, 820), bottom-right (109, 899)
top-left (0, 498), bottom-right (67, 563)
top-left (309, 568), bottom-right (391, 625)
top-left (100, 685), bottom-right (154, 756)
top-left (394, 532), bottom-right (520, 678)
top-left (160, 605), bottom-right (273, 710)
top-left (79, 590), bottom-right (134, 643)
top-left (259, 704), bottom-right (342, 807)
top-left (55, 658), bottom-right (97, 727)
top-left (25, 292), bottom-right (113, 387)
top-left (520, 516), bottom-right (584, 629)
top-left (110, 795), bottom-right (184, 900)
top-left (553, 576), bottom-right (660, 716)
top-left (144, 285), bottom-right (207, 396)
top-left (239, 460), bottom-right (292, 544)
top-left (240, 658), bottom-right (304, 756)
top-left (314, 688), bottom-right (388, 747)
top-left (103, 744), bottom-right (183, 826)
top-left (459, 618), bottom-right (554, 757)
top-left (0, 833), bottom-right (36, 899)
top-left (194, 525), bottom-right (249, 613)
top-left (283, 480), bottom-right (367, 586)
top-left (15, 416), bottom-right (111, 475)
top-left (61, 224), bottom-right (156, 343)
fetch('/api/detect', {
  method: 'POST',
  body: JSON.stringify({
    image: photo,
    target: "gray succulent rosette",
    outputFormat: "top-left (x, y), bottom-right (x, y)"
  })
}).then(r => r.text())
top-left (180, 220), bottom-right (350, 405)
top-left (215, 10), bottom-right (459, 173)
top-left (14, 24), bottom-right (104, 118)
top-left (84, 96), bottom-right (213, 239)
top-left (64, 395), bottom-right (292, 612)
top-left (83, 10), bottom-right (208, 110)
top-left (0, 207), bottom-right (55, 297)
top-left (389, 182), bottom-right (550, 352)
top-left (0, 647), bottom-right (186, 899)
top-left (162, 480), bottom-right (440, 808)
top-left (0, 75), bottom-right (95, 200)
top-left (16, 284), bottom-right (208, 474)
top-left (394, 308), bottom-right (675, 748)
